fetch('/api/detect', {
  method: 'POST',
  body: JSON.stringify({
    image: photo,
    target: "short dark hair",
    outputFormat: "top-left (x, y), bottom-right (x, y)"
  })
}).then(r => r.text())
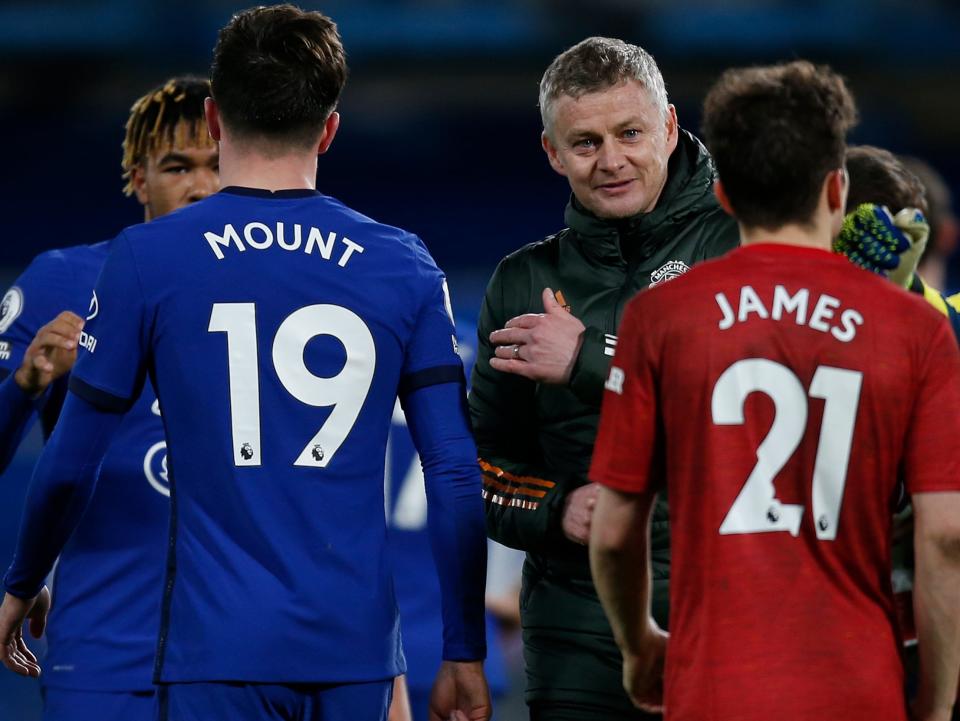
top-left (122, 76), bottom-right (213, 196)
top-left (702, 60), bottom-right (858, 230)
top-left (211, 4), bottom-right (348, 149)
top-left (845, 145), bottom-right (927, 216)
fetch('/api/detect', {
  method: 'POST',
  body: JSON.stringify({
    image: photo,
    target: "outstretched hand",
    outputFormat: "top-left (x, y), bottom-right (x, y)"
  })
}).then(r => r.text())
top-left (489, 288), bottom-right (585, 384)
top-left (0, 587), bottom-right (50, 678)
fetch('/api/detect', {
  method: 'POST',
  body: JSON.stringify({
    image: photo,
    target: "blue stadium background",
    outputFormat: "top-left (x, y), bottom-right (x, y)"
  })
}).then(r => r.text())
top-left (2, 1), bottom-right (960, 718)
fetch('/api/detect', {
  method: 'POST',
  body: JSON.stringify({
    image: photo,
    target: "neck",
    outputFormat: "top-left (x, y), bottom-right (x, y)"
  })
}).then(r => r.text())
top-left (738, 201), bottom-right (838, 251)
top-left (739, 223), bottom-right (832, 251)
top-left (217, 141), bottom-right (318, 191)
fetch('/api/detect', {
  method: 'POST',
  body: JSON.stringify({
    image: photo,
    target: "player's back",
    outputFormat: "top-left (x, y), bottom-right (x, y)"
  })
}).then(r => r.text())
top-left (629, 243), bottom-right (957, 721)
top-left (76, 188), bottom-right (462, 684)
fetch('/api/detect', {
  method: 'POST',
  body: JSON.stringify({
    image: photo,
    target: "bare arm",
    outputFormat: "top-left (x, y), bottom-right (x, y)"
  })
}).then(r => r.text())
top-left (388, 675), bottom-right (412, 721)
top-left (589, 485), bottom-right (667, 712)
top-left (912, 491), bottom-right (960, 721)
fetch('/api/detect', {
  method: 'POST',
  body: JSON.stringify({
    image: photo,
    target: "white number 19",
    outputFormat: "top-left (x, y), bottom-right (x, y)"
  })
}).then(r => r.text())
top-left (209, 302), bottom-right (376, 468)
top-left (712, 359), bottom-right (862, 541)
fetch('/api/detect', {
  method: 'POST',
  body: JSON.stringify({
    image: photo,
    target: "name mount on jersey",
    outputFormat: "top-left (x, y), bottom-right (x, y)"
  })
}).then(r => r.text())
top-left (205, 222), bottom-right (365, 267)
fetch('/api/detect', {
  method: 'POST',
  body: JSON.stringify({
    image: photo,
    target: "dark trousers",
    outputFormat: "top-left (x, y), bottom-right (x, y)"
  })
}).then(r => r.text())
top-left (530, 700), bottom-right (661, 721)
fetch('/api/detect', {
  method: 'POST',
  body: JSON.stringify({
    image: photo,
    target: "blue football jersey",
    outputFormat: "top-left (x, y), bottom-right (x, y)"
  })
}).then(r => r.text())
top-left (0, 244), bottom-right (167, 691)
top-left (70, 187), bottom-right (468, 684)
top-left (386, 320), bottom-right (507, 695)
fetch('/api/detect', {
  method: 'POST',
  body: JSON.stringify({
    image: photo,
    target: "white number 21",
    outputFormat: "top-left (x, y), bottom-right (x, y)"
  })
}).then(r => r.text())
top-left (209, 303), bottom-right (376, 468)
top-left (712, 359), bottom-right (862, 541)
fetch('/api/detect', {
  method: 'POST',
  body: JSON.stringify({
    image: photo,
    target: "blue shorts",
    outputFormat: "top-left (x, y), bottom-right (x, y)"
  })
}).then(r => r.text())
top-left (158, 679), bottom-right (393, 721)
top-left (42, 687), bottom-right (156, 721)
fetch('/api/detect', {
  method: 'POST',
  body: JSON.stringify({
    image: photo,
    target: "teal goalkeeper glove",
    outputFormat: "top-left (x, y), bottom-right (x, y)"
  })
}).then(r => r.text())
top-left (833, 203), bottom-right (930, 289)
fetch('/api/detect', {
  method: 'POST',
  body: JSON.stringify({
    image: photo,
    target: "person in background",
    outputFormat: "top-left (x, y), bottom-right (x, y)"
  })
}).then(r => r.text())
top-left (903, 157), bottom-right (959, 294)
top-left (387, 317), bottom-right (519, 720)
top-left (470, 36), bottom-right (738, 720)
top-left (589, 60), bottom-right (960, 721)
top-left (0, 6), bottom-right (490, 721)
top-left (0, 76), bottom-right (218, 721)
top-left (836, 145), bottom-right (960, 339)
top-left (834, 144), bottom-right (960, 721)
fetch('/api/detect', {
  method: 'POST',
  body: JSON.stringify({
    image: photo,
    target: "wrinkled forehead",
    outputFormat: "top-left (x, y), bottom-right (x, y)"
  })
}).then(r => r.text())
top-left (552, 81), bottom-right (664, 135)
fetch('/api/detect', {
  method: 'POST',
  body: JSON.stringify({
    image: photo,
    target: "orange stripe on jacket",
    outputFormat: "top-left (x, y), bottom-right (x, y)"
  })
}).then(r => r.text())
top-left (481, 474), bottom-right (548, 499)
top-left (478, 459), bottom-right (556, 489)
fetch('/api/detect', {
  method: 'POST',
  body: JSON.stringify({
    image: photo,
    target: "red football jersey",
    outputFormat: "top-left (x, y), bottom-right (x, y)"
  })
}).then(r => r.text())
top-left (590, 243), bottom-right (960, 721)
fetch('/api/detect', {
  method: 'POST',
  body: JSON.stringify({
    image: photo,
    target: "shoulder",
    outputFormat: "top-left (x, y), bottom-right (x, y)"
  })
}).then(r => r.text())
top-left (17, 243), bottom-right (108, 295)
top-left (0, 243), bottom-right (105, 335)
top-left (695, 208), bottom-right (740, 256)
top-left (305, 194), bottom-right (432, 270)
top-left (491, 229), bottom-right (567, 282)
top-left (320, 194), bottom-right (415, 241)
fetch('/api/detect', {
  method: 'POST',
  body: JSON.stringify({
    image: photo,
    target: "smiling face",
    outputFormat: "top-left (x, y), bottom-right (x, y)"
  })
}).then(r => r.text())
top-left (542, 80), bottom-right (678, 220)
top-left (131, 121), bottom-right (220, 221)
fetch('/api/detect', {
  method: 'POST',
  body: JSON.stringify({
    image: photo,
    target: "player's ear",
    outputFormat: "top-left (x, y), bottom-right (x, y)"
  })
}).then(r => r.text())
top-left (317, 112), bottom-right (340, 156)
top-left (131, 165), bottom-right (149, 206)
top-left (826, 167), bottom-right (847, 213)
top-left (663, 104), bottom-right (679, 154)
top-left (542, 131), bottom-right (567, 177)
top-left (714, 180), bottom-right (735, 218)
top-left (204, 97), bottom-right (222, 142)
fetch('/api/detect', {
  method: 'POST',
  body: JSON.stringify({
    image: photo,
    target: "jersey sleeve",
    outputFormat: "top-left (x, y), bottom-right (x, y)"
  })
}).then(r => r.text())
top-left (902, 317), bottom-right (960, 494)
top-left (3, 392), bottom-right (123, 598)
top-left (589, 293), bottom-right (663, 494)
top-left (68, 234), bottom-right (151, 413)
top-left (0, 252), bottom-right (79, 470)
top-left (397, 240), bottom-right (487, 660)
top-left (0, 252), bottom-right (78, 376)
top-left (469, 259), bottom-right (574, 552)
top-left (401, 381), bottom-right (488, 661)
top-left (398, 239), bottom-right (464, 397)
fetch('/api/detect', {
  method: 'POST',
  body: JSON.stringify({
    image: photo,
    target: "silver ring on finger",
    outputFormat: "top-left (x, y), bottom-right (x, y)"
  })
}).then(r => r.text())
top-left (512, 344), bottom-right (521, 360)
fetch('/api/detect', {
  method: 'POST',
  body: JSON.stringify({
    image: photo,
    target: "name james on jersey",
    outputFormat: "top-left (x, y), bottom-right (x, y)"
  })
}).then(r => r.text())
top-left (716, 284), bottom-right (864, 343)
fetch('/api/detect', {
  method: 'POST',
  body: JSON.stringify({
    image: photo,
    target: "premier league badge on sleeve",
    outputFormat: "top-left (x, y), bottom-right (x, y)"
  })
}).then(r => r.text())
top-left (0, 287), bottom-right (24, 334)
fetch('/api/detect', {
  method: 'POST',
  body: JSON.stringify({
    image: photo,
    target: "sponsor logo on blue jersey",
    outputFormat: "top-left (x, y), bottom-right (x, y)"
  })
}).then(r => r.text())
top-left (86, 291), bottom-right (99, 320)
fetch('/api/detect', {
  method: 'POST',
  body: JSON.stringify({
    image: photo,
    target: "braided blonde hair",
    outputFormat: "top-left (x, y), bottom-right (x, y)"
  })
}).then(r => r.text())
top-left (121, 76), bottom-right (214, 195)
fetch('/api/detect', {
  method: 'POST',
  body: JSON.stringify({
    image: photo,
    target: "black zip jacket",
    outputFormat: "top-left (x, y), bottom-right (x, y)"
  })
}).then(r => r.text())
top-left (469, 129), bottom-right (740, 707)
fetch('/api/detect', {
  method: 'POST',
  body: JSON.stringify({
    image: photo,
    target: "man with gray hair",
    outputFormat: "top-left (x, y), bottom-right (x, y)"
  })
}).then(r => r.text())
top-left (469, 37), bottom-right (739, 719)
